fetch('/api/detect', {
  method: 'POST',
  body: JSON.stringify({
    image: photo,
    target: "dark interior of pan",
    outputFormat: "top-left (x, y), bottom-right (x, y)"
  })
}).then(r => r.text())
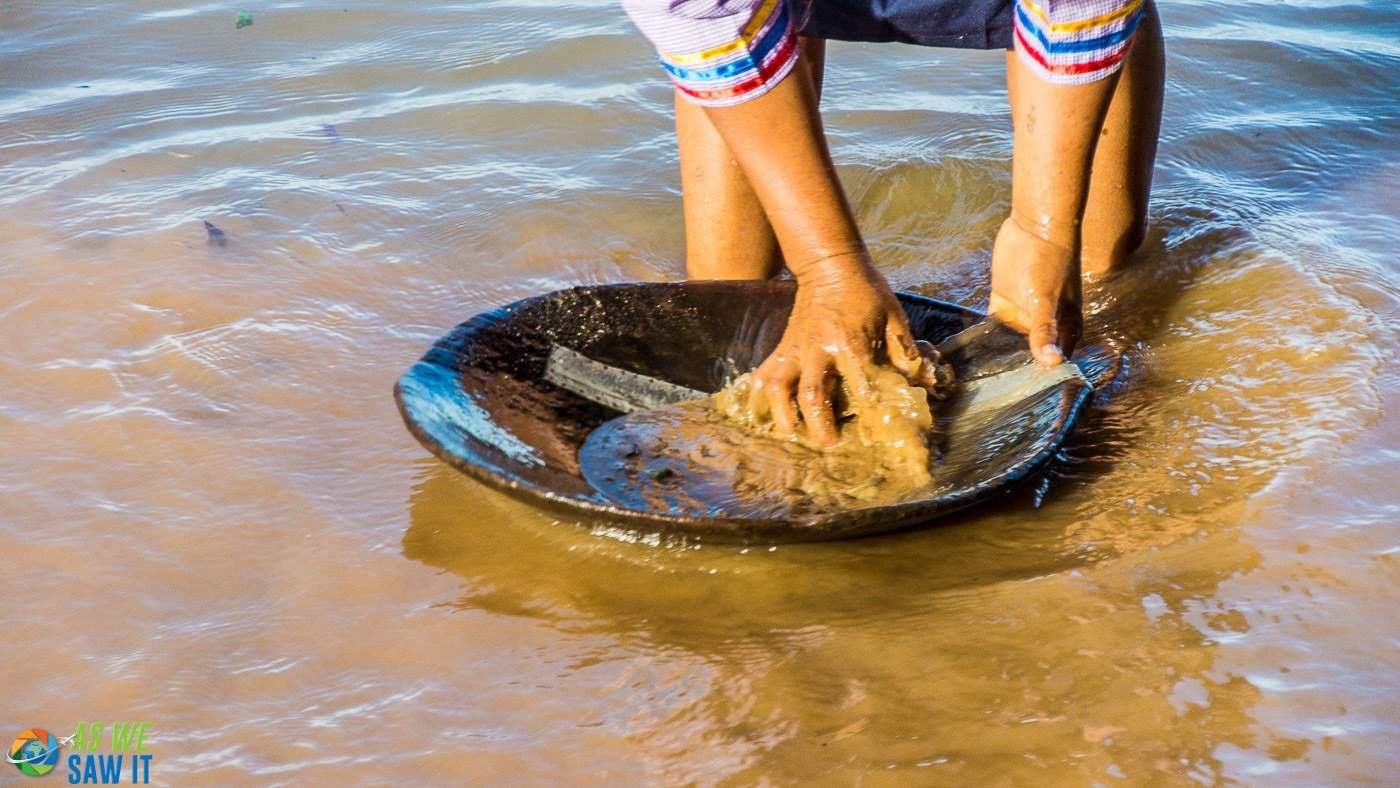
top-left (394, 281), bottom-right (1097, 542)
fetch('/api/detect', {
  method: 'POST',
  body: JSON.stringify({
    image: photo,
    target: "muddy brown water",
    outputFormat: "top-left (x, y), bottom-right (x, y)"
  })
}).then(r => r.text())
top-left (3, 0), bottom-right (1399, 783)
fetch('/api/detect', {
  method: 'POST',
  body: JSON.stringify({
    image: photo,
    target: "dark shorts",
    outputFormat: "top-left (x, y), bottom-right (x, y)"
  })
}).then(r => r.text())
top-left (795, 0), bottom-right (1015, 50)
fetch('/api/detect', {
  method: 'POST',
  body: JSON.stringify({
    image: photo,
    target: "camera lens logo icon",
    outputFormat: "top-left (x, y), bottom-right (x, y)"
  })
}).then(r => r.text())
top-left (8, 729), bottom-right (61, 777)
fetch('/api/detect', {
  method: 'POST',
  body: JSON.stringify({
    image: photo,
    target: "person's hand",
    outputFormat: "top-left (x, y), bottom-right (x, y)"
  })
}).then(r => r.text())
top-left (745, 253), bottom-right (942, 446)
top-left (988, 215), bottom-right (1082, 366)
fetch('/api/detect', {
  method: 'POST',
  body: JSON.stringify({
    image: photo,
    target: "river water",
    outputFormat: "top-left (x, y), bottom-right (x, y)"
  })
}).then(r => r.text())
top-left (3, 1), bottom-right (1398, 784)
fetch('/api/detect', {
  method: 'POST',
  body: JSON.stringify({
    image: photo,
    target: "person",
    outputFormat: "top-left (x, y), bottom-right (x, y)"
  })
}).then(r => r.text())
top-left (621, 0), bottom-right (1164, 446)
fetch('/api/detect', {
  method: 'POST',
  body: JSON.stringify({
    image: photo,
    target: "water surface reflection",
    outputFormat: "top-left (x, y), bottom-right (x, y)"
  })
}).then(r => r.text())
top-left (406, 461), bottom-right (1313, 782)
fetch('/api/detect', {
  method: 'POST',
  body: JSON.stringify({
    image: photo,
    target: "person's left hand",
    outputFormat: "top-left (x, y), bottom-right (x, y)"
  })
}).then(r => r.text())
top-left (988, 215), bottom-right (1083, 366)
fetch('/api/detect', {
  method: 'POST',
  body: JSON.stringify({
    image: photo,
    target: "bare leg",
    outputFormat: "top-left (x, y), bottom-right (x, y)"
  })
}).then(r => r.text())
top-left (1081, 1), bottom-right (1165, 276)
top-left (678, 37), bottom-right (827, 280)
top-left (989, 41), bottom-right (1122, 364)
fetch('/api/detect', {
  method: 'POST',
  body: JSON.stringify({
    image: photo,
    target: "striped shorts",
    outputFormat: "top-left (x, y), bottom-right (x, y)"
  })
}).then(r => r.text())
top-left (621, 0), bottom-right (1146, 106)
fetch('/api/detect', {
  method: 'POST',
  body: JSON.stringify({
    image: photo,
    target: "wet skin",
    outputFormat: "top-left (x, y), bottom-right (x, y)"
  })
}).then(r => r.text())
top-left (676, 3), bottom-right (1165, 435)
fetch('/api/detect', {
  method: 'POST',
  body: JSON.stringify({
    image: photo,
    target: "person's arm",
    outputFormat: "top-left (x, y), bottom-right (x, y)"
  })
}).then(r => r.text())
top-left (989, 0), bottom-right (1150, 364)
top-left (701, 65), bottom-right (934, 445)
top-left (622, 0), bottom-right (932, 445)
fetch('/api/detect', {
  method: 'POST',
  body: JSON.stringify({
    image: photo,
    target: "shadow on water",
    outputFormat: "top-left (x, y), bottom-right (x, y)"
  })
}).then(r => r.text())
top-left (401, 459), bottom-right (1312, 782)
top-left (404, 457), bottom-right (1095, 641)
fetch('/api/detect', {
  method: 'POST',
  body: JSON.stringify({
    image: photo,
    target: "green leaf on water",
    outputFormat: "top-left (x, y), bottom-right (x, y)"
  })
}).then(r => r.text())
top-left (235, 10), bottom-right (253, 29)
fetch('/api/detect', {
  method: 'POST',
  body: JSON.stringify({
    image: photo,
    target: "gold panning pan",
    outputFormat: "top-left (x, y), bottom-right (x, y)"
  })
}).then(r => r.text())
top-left (394, 281), bottom-right (1101, 543)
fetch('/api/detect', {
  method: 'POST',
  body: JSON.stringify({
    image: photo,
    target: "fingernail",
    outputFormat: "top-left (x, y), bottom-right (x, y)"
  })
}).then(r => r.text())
top-left (1039, 343), bottom-right (1064, 364)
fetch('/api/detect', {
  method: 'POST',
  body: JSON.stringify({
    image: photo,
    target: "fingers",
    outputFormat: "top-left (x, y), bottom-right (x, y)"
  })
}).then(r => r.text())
top-left (745, 368), bottom-right (770, 419)
top-left (748, 355), bottom-right (800, 434)
top-left (910, 339), bottom-right (942, 389)
top-left (797, 361), bottom-right (839, 447)
top-left (884, 318), bottom-right (927, 385)
top-left (1028, 320), bottom-right (1065, 367)
top-left (1028, 304), bottom-right (1083, 367)
top-left (769, 376), bottom-right (800, 435)
top-left (747, 352), bottom-right (843, 446)
top-left (830, 342), bottom-right (870, 400)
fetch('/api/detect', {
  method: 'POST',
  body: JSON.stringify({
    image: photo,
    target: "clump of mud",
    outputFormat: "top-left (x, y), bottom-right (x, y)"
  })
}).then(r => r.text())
top-left (712, 361), bottom-right (952, 498)
top-left (582, 356), bottom-right (957, 518)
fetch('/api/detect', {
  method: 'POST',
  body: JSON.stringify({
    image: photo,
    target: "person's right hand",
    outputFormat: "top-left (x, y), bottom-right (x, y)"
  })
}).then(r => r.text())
top-left (988, 215), bottom-right (1083, 366)
top-left (743, 253), bottom-right (945, 447)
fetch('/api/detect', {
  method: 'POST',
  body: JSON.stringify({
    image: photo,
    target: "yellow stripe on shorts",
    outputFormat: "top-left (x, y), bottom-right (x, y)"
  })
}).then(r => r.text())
top-left (659, 0), bottom-right (783, 66)
top-left (1020, 0), bottom-right (1143, 34)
